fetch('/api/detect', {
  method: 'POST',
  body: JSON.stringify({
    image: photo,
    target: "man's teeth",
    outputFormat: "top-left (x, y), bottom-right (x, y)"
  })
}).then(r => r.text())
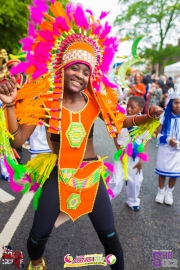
top-left (72, 80), bottom-right (80, 86)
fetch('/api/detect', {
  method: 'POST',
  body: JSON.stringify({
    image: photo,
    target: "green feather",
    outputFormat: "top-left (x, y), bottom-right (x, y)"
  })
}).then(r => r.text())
top-left (21, 182), bottom-right (31, 195)
top-left (6, 156), bottom-right (26, 180)
top-left (114, 148), bottom-right (123, 161)
top-left (33, 187), bottom-right (42, 211)
top-left (138, 143), bottom-right (144, 153)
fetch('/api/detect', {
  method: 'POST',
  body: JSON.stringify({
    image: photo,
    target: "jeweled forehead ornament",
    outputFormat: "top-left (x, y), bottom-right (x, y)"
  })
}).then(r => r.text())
top-left (168, 78), bottom-right (180, 99)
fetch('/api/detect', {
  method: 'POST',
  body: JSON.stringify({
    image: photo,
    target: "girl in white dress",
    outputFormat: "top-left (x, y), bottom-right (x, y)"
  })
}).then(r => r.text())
top-left (155, 79), bottom-right (180, 205)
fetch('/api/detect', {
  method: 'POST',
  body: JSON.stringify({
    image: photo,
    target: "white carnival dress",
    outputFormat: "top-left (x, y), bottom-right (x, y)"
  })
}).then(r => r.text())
top-left (155, 113), bottom-right (180, 178)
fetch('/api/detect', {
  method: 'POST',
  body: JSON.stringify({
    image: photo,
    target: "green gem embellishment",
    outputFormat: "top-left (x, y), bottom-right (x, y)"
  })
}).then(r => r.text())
top-left (66, 122), bottom-right (86, 148)
top-left (67, 193), bottom-right (81, 210)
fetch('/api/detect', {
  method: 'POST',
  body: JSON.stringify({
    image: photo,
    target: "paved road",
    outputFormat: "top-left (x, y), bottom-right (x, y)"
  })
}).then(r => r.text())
top-left (0, 119), bottom-right (180, 270)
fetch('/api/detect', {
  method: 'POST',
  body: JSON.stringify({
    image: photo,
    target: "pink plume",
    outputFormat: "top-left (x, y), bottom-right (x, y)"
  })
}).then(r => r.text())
top-left (55, 17), bottom-right (70, 32)
top-left (103, 37), bottom-right (118, 47)
top-left (116, 103), bottom-right (126, 114)
top-left (127, 142), bottom-right (133, 157)
top-left (103, 75), bottom-right (117, 89)
top-left (93, 25), bottom-right (102, 35)
top-left (120, 149), bottom-right (125, 161)
top-left (99, 11), bottom-right (110, 20)
top-left (105, 175), bottom-right (111, 184)
top-left (29, 0), bottom-right (48, 24)
top-left (10, 62), bottom-right (29, 75)
top-left (73, 5), bottom-right (89, 30)
top-left (32, 67), bottom-right (48, 79)
top-left (86, 9), bottom-right (93, 16)
top-left (107, 188), bottom-right (114, 198)
top-left (28, 22), bottom-right (36, 38)
top-left (137, 153), bottom-right (149, 162)
top-left (104, 162), bottom-right (115, 173)
top-left (20, 37), bottom-right (34, 51)
top-left (100, 22), bottom-right (111, 39)
top-left (30, 182), bottom-right (39, 192)
top-left (39, 30), bottom-right (54, 42)
top-left (66, 3), bottom-right (75, 21)
top-left (4, 157), bottom-right (23, 192)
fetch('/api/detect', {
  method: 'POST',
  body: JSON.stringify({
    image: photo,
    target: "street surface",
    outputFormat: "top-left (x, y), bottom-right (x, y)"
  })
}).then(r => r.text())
top-left (0, 119), bottom-right (180, 270)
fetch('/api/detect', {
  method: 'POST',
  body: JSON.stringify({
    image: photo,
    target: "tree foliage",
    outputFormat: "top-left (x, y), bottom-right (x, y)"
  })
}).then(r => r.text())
top-left (0, 0), bottom-right (69, 55)
top-left (114, 0), bottom-right (180, 74)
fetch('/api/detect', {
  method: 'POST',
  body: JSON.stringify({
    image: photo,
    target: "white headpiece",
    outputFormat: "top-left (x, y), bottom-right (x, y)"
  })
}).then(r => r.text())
top-left (168, 78), bottom-right (180, 99)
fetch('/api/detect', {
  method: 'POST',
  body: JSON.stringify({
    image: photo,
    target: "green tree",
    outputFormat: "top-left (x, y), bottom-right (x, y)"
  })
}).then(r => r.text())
top-left (114, 0), bottom-right (180, 74)
top-left (0, 0), bottom-right (69, 55)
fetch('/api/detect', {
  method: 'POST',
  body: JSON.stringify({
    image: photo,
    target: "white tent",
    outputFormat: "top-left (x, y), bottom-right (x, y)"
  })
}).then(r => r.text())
top-left (164, 61), bottom-right (180, 78)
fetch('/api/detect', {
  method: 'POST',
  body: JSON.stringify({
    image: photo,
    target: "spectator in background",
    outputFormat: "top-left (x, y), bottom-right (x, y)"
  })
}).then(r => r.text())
top-left (130, 75), bottom-right (146, 98)
top-left (160, 81), bottom-right (174, 108)
top-left (143, 76), bottom-right (151, 100)
top-left (148, 80), bottom-right (163, 108)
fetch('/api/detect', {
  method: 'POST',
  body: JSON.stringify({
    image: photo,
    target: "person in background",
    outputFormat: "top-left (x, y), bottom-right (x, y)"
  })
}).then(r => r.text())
top-left (130, 75), bottom-right (146, 98)
top-left (148, 80), bottom-right (163, 108)
top-left (109, 97), bottom-right (148, 211)
top-left (29, 126), bottom-right (51, 159)
top-left (159, 81), bottom-right (174, 108)
top-left (155, 79), bottom-right (180, 205)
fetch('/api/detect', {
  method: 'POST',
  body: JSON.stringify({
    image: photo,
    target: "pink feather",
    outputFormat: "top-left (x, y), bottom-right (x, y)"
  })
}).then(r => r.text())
top-left (127, 142), bottom-right (133, 157)
top-left (103, 75), bottom-right (117, 89)
top-left (4, 158), bottom-right (23, 192)
top-left (100, 22), bottom-right (111, 39)
top-left (99, 11), bottom-right (110, 20)
top-left (116, 103), bottom-right (126, 115)
top-left (107, 188), bottom-right (114, 198)
top-left (92, 80), bottom-right (101, 92)
top-left (120, 149), bottom-right (125, 161)
top-left (10, 62), bottom-right (28, 75)
top-left (32, 67), bottom-right (48, 79)
top-left (137, 153), bottom-right (149, 162)
top-left (105, 175), bottom-right (111, 184)
top-left (73, 5), bottom-right (89, 30)
top-left (29, 0), bottom-right (48, 24)
top-left (86, 9), bottom-right (93, 16)
top-left (20, 37), bottom-right (34, 51)
top-left (39, 30), bottom-right (54, 42)
top-left (30, 182), bottom-right (39, 192)
top-left (93, 25), bottom-right (102, 35)
top-left (55, 17), bottom-right (70, 32)
top-left (66, 3), bottom-right (75, 21)
top-left (28, 22), bottom-right (36, 38)
top-left (104, 162), bottom-right (115, 173)
top-left (103, 37), bottom-right (118, 47)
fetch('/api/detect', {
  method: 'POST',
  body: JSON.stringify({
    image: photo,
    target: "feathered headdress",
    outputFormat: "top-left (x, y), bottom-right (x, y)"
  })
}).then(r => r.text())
top-left (11, 0), bottom-right (126, 137)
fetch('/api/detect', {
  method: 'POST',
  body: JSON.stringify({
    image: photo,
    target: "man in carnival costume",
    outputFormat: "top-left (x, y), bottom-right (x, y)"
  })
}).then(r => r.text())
top-left (0, 1), bottom-right (163, 269)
